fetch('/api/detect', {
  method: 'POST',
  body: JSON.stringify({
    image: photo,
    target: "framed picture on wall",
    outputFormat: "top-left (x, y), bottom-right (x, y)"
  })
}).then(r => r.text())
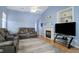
top-left (41, 23), bottom-right (43, 27)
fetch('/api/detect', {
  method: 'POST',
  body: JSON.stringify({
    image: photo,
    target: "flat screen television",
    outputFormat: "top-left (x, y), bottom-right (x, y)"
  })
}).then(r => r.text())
top-left (55, 22), bottom-right (76, 36)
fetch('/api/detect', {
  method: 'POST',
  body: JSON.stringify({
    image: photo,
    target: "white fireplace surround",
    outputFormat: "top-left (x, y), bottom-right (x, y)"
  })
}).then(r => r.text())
top-left (44, 27), bottom-right (54, 40)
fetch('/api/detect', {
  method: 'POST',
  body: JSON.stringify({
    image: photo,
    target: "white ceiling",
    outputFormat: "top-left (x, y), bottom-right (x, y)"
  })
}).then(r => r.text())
top-left (6, 6), bottom-right (48, 15)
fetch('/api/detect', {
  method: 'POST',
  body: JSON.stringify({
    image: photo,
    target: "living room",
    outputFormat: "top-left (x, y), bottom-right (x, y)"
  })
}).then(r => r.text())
top-left (0, 6), bottom-right (79, 53)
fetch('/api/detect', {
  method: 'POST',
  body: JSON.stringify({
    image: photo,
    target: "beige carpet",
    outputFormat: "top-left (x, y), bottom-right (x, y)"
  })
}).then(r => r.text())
top-left (18, 38), bottom-right (63, 53)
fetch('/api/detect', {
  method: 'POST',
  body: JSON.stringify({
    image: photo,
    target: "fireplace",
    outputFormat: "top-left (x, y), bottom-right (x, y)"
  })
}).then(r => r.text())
top-left (46, 30), bottom-right (51, 38)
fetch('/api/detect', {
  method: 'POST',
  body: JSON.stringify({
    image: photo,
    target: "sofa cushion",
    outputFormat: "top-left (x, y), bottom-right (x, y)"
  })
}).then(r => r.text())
top-left (0, 49), bottom-right (3, 52)
top-left (29, 28), bottom-right (36, 33)
top-left (0, 35), bottom-right (5, 42)
top-left (0, 30), bottom-right (6, 38)
top-left (20, 31), bottom-right (24, 34)
top-left (19, 28), bottom-right (29, 34)
top-left (0, 28), bottom-right (10, 38)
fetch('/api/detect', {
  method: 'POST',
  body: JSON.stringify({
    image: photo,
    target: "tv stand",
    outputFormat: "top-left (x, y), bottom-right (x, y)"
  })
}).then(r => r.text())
top-left (54, 34), bottom-right (74, 49)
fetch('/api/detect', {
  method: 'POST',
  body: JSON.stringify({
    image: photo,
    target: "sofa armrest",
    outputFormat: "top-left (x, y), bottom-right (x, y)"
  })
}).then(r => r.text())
top-left (0, 41), bottom-right (13, 46)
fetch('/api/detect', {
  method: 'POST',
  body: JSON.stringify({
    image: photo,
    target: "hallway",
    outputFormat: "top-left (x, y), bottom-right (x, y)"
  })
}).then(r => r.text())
top-left (18, 38), bottom-right (63, 53)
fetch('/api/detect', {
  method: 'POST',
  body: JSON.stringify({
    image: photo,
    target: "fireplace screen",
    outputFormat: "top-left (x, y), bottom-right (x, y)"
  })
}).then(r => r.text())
top-left (46, 30), bottom-right (51, 38)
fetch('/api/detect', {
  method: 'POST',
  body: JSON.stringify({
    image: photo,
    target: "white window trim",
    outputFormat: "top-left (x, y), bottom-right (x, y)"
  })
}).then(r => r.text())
top-left (2, 12), bottom-right (7, 28)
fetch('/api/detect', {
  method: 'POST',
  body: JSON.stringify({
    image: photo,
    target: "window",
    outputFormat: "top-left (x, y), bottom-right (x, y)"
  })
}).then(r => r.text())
top-left (2, 12), bottom-right (7, 28)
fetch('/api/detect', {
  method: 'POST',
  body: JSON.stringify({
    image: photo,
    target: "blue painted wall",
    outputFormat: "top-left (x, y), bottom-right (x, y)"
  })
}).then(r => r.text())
top-left (73, 7), bottom-right (79, 48)
top-left (6, 9), bottom-right (41, 33)
top-left (39, 6), bottom-right (79, 48)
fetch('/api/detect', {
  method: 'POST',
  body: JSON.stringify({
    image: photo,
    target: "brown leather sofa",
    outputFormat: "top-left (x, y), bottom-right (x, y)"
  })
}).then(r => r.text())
top-left (18, 28), bottom-right (37, 39)
top-left (0, 28), bottom-right (19, 53)
top-left (0, 28), bottom-right (15, 41)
